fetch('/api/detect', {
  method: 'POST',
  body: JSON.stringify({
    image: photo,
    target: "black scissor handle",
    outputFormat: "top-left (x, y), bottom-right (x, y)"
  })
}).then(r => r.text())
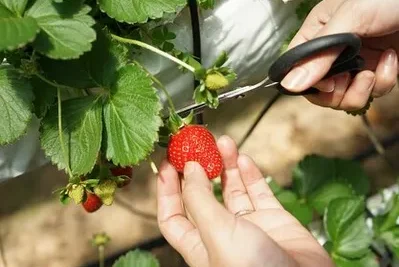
top-left (268, 33), bottom-right (365, 96)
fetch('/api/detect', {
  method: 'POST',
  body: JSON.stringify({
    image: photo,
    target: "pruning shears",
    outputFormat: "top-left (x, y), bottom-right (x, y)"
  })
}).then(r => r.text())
top-left (175, 33), bottom-right (365, 118)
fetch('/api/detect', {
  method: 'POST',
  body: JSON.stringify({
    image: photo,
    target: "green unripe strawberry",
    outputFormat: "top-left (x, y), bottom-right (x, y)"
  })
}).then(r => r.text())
top-left (205, 71), bottom-right (229, 91)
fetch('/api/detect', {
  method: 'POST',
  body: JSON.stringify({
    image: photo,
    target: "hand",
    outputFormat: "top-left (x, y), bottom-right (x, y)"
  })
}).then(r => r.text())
top-left (281, 0), bottom-right (399, 111)
top-left (156, 135), bottom-right (333, 267)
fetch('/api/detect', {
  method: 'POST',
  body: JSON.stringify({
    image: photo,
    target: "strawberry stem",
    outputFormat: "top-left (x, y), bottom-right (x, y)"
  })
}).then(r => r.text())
top-left (110, 34), bottom-right (196, 73)
top-left (35, 72), bottom-right (79, 92)
top-left (148, 157), bottom-right (159, 175)
top-left (98, 245), bottom-right (105, 267)
top-left (57, 88), bottom-right (73, 178)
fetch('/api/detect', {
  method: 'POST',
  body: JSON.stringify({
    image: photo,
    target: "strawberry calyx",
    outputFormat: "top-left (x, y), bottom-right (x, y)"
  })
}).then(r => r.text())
top-left (193, 51), bottom-right (237, 109)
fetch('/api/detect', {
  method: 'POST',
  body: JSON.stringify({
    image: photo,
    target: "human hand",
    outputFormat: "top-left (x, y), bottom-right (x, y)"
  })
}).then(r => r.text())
top-left (281, 0), bottom-right (399, 111)
top-left (157, 135), bottom-right (333, 267)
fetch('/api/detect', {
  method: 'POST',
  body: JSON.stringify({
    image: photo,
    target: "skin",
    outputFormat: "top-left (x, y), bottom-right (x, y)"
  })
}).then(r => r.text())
top-left (157, 135), bottom-right (334, 267)
top-left (157, 1), bottom-right (399, 265)
top-left (281, 0), bottom-right (399, 111)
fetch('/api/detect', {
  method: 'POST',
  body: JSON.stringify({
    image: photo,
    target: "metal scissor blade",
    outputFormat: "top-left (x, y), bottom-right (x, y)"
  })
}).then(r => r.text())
top-left (174, 77), bottom-right (279, 118)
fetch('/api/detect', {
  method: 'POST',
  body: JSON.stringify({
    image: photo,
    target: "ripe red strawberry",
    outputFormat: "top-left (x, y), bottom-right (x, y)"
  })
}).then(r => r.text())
top-left (167, 124), bottom-right (223, 179)
top-left (82, 192), bottom-right (103, 213)
top-left (110, 166), bottom-right (132, 188)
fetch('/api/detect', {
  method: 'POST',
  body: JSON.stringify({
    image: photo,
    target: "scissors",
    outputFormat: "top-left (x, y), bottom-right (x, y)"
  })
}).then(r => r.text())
top-left (175, 33), bottom-right (365, 118)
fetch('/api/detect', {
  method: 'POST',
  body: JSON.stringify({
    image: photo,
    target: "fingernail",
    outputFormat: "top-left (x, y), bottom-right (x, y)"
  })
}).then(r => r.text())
top-left (281, 67), bottom-right (309, 90)
top-left (383, 49), bottom-right (398, 73)
top-left (184, 162), bottom-right (197, 177)
top-left (315, 78), bottom-right (335, 93)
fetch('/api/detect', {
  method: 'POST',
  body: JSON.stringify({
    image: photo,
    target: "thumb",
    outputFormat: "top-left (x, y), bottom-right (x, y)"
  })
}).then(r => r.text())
top-left (182, 162), bottom-right (235, 245)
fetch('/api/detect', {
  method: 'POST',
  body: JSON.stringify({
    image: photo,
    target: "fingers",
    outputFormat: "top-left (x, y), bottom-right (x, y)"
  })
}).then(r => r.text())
top-left (157, 160), bottom-right (208, 266)
top-left (237, 154), bottom-right (283, 210)
top-left (182, 161), bottom-right (235, 246)
top-left (217, 136), bottom-right (254, 214)
top-left (338, 71), bottom-right (376, 111)
top-left (373, 49), bottom-right (398, 97)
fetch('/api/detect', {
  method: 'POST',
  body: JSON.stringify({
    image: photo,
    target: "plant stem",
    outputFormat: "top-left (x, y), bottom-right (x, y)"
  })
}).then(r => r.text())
top-left (57, 88), bottom-right (73, 178)
top-left (98, 245), bottom-right (105, 267)
top-left (148, 157), bottom-right (159, 175)
top-left (35, 73), bottom-right (78, 92)
top-left (110, 34), bottom-right (196, 73)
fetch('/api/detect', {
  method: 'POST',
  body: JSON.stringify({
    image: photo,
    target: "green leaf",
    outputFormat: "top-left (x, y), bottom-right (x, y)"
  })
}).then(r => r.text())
top-left (292, 155), bottom-right (369, 197)
top-left (112, 249), bottom-right (160, 267)
top-left (104, 63), bottom-right (162, 166)
top-left (38, 28), bottom-right (129, 89)
top-left (0, 0), bottom-right (28, 15)
top-left (337, 215), bottom-right (372, 258)
top-left (379, 194), bottom-right (399, 232)
top-left (332, 252), bottom-right (379, 267)
top-left (30, 77), bottom-right (57, 118)
top-left (0, 65), bottom-right (33, 145)
top-left (308, 182), bottom-right (354, 214)
top-left (198, 0), bottom-right (215, 10)
top-left (335, 158), bottom-right (369, 195)
top-left (324, 197), bottom-right (372, 259)
top-left (276, 190), bottom-right (313, 226)
top-left (0, 10), bottom-right (40, 51)
top-left (379, 227), bottom-right (399, 258)
top-left (98, 0), bottom-right (186, 24)
top-left (25, 0), bottom-right (96, 59)
top-left (293, 155), bottom-right (335, 196)
top-left (40, 96), bottom-right (103, 176)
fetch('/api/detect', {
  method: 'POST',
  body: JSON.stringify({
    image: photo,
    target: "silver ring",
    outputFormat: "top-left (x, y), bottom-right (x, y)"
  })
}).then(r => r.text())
top-left (234, 209), bottom-right (254, 218)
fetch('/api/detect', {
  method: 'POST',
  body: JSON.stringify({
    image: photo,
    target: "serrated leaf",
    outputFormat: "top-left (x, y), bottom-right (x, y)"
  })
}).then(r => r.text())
top-left (379, 227), bottom-right (399, 258)
top-left (276, 190), bottom-right (313, 225)
top-left (113, 249), bottom-right (160, 267)
top-left (98, 0), bottom-right (186, 24)
top-left (40, 96), bottom-right (103, 176)
top-left (337, 215), bottom-right (372, 258)
top-left (379, 194), bottom-right (399, 232)
top-left (292, 155), bottom-right (369, 197)
top-left (0, 0), bottom-right (28, 15)
top-left (94, 180), bottom-right (117, 206)
top-left (25, 0), bottom-right (96, 59)
top-left (308, 182), bottom-right (354, 214)
top-left (0, 12), bottom-right (40, 51)
top-left (0, 65), bottom-right (33, 145)
top-left (335, 158), bottom-right (369, 195)
top-left (324, 197), bottom-right (372, 259)
top-left (38, 28), bottom-right (129, 89)
top-left (30, 77), bottom-right (57, 118)
top-left (332, 252), bottom-right (379, 267)
top-left (104, 63), bottom-right (162, 166)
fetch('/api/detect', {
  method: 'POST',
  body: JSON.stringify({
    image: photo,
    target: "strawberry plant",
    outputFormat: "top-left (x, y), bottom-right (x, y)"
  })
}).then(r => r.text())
top-left (0, 0), bottom-right (235, 211)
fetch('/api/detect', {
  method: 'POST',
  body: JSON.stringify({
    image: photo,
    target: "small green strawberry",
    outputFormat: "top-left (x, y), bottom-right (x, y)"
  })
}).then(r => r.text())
top-left (68, 184), bottom-right (85, 204)
top-left (205, 71), bottom-right (229, 91)
top-left (94, 180), bottom-right (117, 206)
